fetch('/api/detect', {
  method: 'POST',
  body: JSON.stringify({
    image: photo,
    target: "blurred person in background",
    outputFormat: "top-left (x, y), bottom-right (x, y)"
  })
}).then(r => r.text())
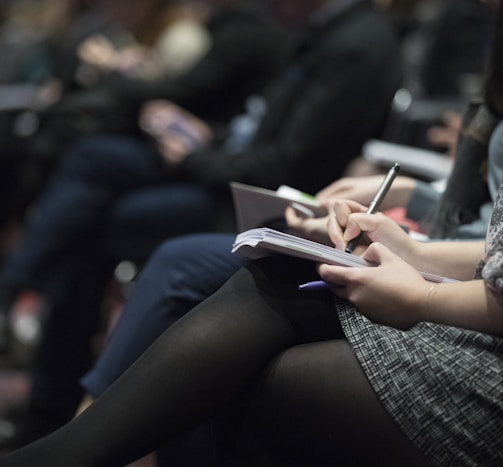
top-left (0, 0), bottom-right (288, 253)
top-left (78, 0), bottom-right (212, 81)
top-left (0, 9), bottom-right (502, 458)
top-left (0, 0), bottom-right (402, 452)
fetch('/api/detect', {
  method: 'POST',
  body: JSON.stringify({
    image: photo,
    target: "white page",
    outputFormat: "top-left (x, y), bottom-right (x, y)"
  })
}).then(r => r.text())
top-left (233, 227), bottom-right (457, 284)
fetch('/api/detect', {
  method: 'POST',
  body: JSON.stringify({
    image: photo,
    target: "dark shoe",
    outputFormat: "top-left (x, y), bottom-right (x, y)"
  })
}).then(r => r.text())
top-left (0, 403), bottom-right (66, 451)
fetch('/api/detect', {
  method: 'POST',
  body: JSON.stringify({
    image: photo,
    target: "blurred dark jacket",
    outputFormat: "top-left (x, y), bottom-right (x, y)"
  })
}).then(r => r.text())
top-left (181, 0), bottom-right (403, 195)
top-left (419, 0), bottom-right (494, 98)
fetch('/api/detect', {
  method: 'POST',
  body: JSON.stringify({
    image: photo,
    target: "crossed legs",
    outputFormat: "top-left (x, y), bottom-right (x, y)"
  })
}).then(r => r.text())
top-left (0, 257), bottom-right (431, 467)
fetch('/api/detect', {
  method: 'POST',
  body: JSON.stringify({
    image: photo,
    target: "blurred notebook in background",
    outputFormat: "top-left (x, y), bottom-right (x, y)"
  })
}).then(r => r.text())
top-left (363, 139), bottom-right (453, 181)
top-left (230, 182), bottom-right (326, 232)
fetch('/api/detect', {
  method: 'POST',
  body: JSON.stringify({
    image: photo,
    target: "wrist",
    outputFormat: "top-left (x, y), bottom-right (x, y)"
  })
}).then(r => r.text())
top-left (424, 283), bottom-right (439, 322)
top-left (401, 281), bottom-right (438, 328)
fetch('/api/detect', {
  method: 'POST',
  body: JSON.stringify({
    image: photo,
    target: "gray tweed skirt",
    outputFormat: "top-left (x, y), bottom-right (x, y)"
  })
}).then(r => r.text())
top-left (337, 298), bottom-right (503, 467)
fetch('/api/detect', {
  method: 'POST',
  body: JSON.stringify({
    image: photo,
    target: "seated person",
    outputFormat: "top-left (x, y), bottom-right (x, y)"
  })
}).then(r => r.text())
top-left (0, 0), bottom-right (403, 449)
top-left (0, 0), bottom-right (288, 238)
top-left (0, 157), bottom-right (502, 466)
top-left (78, 96), bottom-right (503, 415)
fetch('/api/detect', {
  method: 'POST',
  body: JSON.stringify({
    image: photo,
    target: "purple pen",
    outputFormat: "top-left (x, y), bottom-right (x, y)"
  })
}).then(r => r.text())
top-left (298, 280), bottom-right (331, 290)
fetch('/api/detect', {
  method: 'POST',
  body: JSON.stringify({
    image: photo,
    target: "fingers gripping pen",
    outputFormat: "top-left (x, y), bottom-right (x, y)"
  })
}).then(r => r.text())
top-left (345, 163), bottom-right (400, 254)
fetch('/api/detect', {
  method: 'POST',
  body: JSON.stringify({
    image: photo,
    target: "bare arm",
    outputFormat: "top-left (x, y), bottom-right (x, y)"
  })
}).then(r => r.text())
top-left (328, 199), bottom-right (484, 281)
top-left (407, 241), bottom-right (484, 281)
top-left (315, 199), bottom-right (503, 335)
top-left (315, 175), bottom-right (417, 210)
top-left (426, 280), bottom-right (503, 336)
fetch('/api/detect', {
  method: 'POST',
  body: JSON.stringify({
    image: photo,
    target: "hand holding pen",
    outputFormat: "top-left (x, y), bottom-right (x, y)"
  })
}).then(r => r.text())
top-left (345, 163), bottom-right (400, 253)
top-left (300, 163), bottom-right (401, 290)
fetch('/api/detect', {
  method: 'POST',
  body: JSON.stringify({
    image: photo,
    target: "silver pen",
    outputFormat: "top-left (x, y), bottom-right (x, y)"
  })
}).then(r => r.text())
top-left (345, 163), bottom-right (400, 254)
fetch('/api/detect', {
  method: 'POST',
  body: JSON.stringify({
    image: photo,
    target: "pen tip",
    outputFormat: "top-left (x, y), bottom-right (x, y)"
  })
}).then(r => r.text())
top-left (393, 163), bottom-right (400, 172)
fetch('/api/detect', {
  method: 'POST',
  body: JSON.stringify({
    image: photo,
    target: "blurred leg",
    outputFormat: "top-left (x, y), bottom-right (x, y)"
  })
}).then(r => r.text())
top-left (80, 233), bottom-right (247, 397)
top-left (0, 256), bottom-right (339, 467)
top-left (0, 134), bottom-right (166, 297)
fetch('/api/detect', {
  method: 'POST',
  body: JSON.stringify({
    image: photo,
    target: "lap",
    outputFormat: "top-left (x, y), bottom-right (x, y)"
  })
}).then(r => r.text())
top-left (59, 134), bottom-right (168, 186)
top-left (81, 233), bottom-right (249, 397)
top-left (227, 256), bottom-right (432, 466)
top-left (104, 188), bottom-right (220, 262)
top-left (259, 340), bottom-right (433, 467)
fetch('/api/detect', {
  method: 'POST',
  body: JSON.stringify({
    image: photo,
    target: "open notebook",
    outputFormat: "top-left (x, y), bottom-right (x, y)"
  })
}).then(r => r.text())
top-left (232, 227), bottom-right (457, 284)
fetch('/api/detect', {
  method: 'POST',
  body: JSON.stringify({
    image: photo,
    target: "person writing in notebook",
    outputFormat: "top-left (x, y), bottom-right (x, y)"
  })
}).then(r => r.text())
top-left (3, 1), bottom-right (503, 451)
top-left (70, 6), bottom-right (503, 450)
top-left (0, 154), bottom-right (502, 467)
top-left (0, 0), bottom-right (402, 449)
top-left (76, 51), bottom-right (503, 436)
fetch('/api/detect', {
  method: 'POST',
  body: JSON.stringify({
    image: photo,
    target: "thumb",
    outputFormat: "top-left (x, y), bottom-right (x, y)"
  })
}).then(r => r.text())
top-left (343, 212), bottom-right (389, 243)
top-left (361, 242), bottom-right (396, 266)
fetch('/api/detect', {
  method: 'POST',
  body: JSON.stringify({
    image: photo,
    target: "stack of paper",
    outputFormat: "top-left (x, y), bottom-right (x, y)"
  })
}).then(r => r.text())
top-left (232, 227), bottom-right (456, 284)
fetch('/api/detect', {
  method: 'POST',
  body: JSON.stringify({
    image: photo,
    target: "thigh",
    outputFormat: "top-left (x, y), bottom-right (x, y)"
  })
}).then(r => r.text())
top-left (104, 185), bottom-right (219, 261)
top-left (259, 340), bottom-right (434, 467)
top-left (81, 233), bottom-right (249, 397)
top-left (58, 134), bottom-right (168, 188)
top-left (245, 257), bottom-right (344, 343)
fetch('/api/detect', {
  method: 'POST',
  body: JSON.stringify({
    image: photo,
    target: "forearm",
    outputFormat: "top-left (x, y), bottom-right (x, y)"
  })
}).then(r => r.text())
top-left (426, 280), bottom-right (503, 337)
top-left (316, 175), bottom-right (418, 211)
top-left (380, 176), bottom-right (417, 210)
top-left (406, 241), bottom-right (484, 281)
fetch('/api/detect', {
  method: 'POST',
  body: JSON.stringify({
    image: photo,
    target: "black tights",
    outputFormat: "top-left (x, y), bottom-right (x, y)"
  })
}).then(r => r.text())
top-left (0, 257), bottom-right (432, 467)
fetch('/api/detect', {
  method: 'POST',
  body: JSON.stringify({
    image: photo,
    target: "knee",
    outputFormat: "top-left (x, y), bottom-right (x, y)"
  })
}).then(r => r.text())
top-left (150, 234), bottom-right (213, 270)
top-left (260, 342), bottom-right (342, 414)
top-left (261, 347), bottom-right (309, 406)
top-left (150, 233), bottom-right (238, 274)
top-left (60, 135), bottom-right (146, 177)
top-left (139, 234), bottom-right (219, 300)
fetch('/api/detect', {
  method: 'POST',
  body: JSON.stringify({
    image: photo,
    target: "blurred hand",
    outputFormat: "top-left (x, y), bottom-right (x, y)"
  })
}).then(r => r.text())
top-left (284, 206), bottom-right (331, 245)
top-left (426, 111), bottom-right (462, 158)
top-left (78, 34), bottom-right (120, 71)
top-left (114, 46), bottom-right (148, 76)
top-left (316, 175), bottom-right (416, 211)
top-left (140, 100), bottom-right (212, 166)
top-left (36, 79), bottom-right (63, 107)
top-left (79, 34), bottom-right (149, 76)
